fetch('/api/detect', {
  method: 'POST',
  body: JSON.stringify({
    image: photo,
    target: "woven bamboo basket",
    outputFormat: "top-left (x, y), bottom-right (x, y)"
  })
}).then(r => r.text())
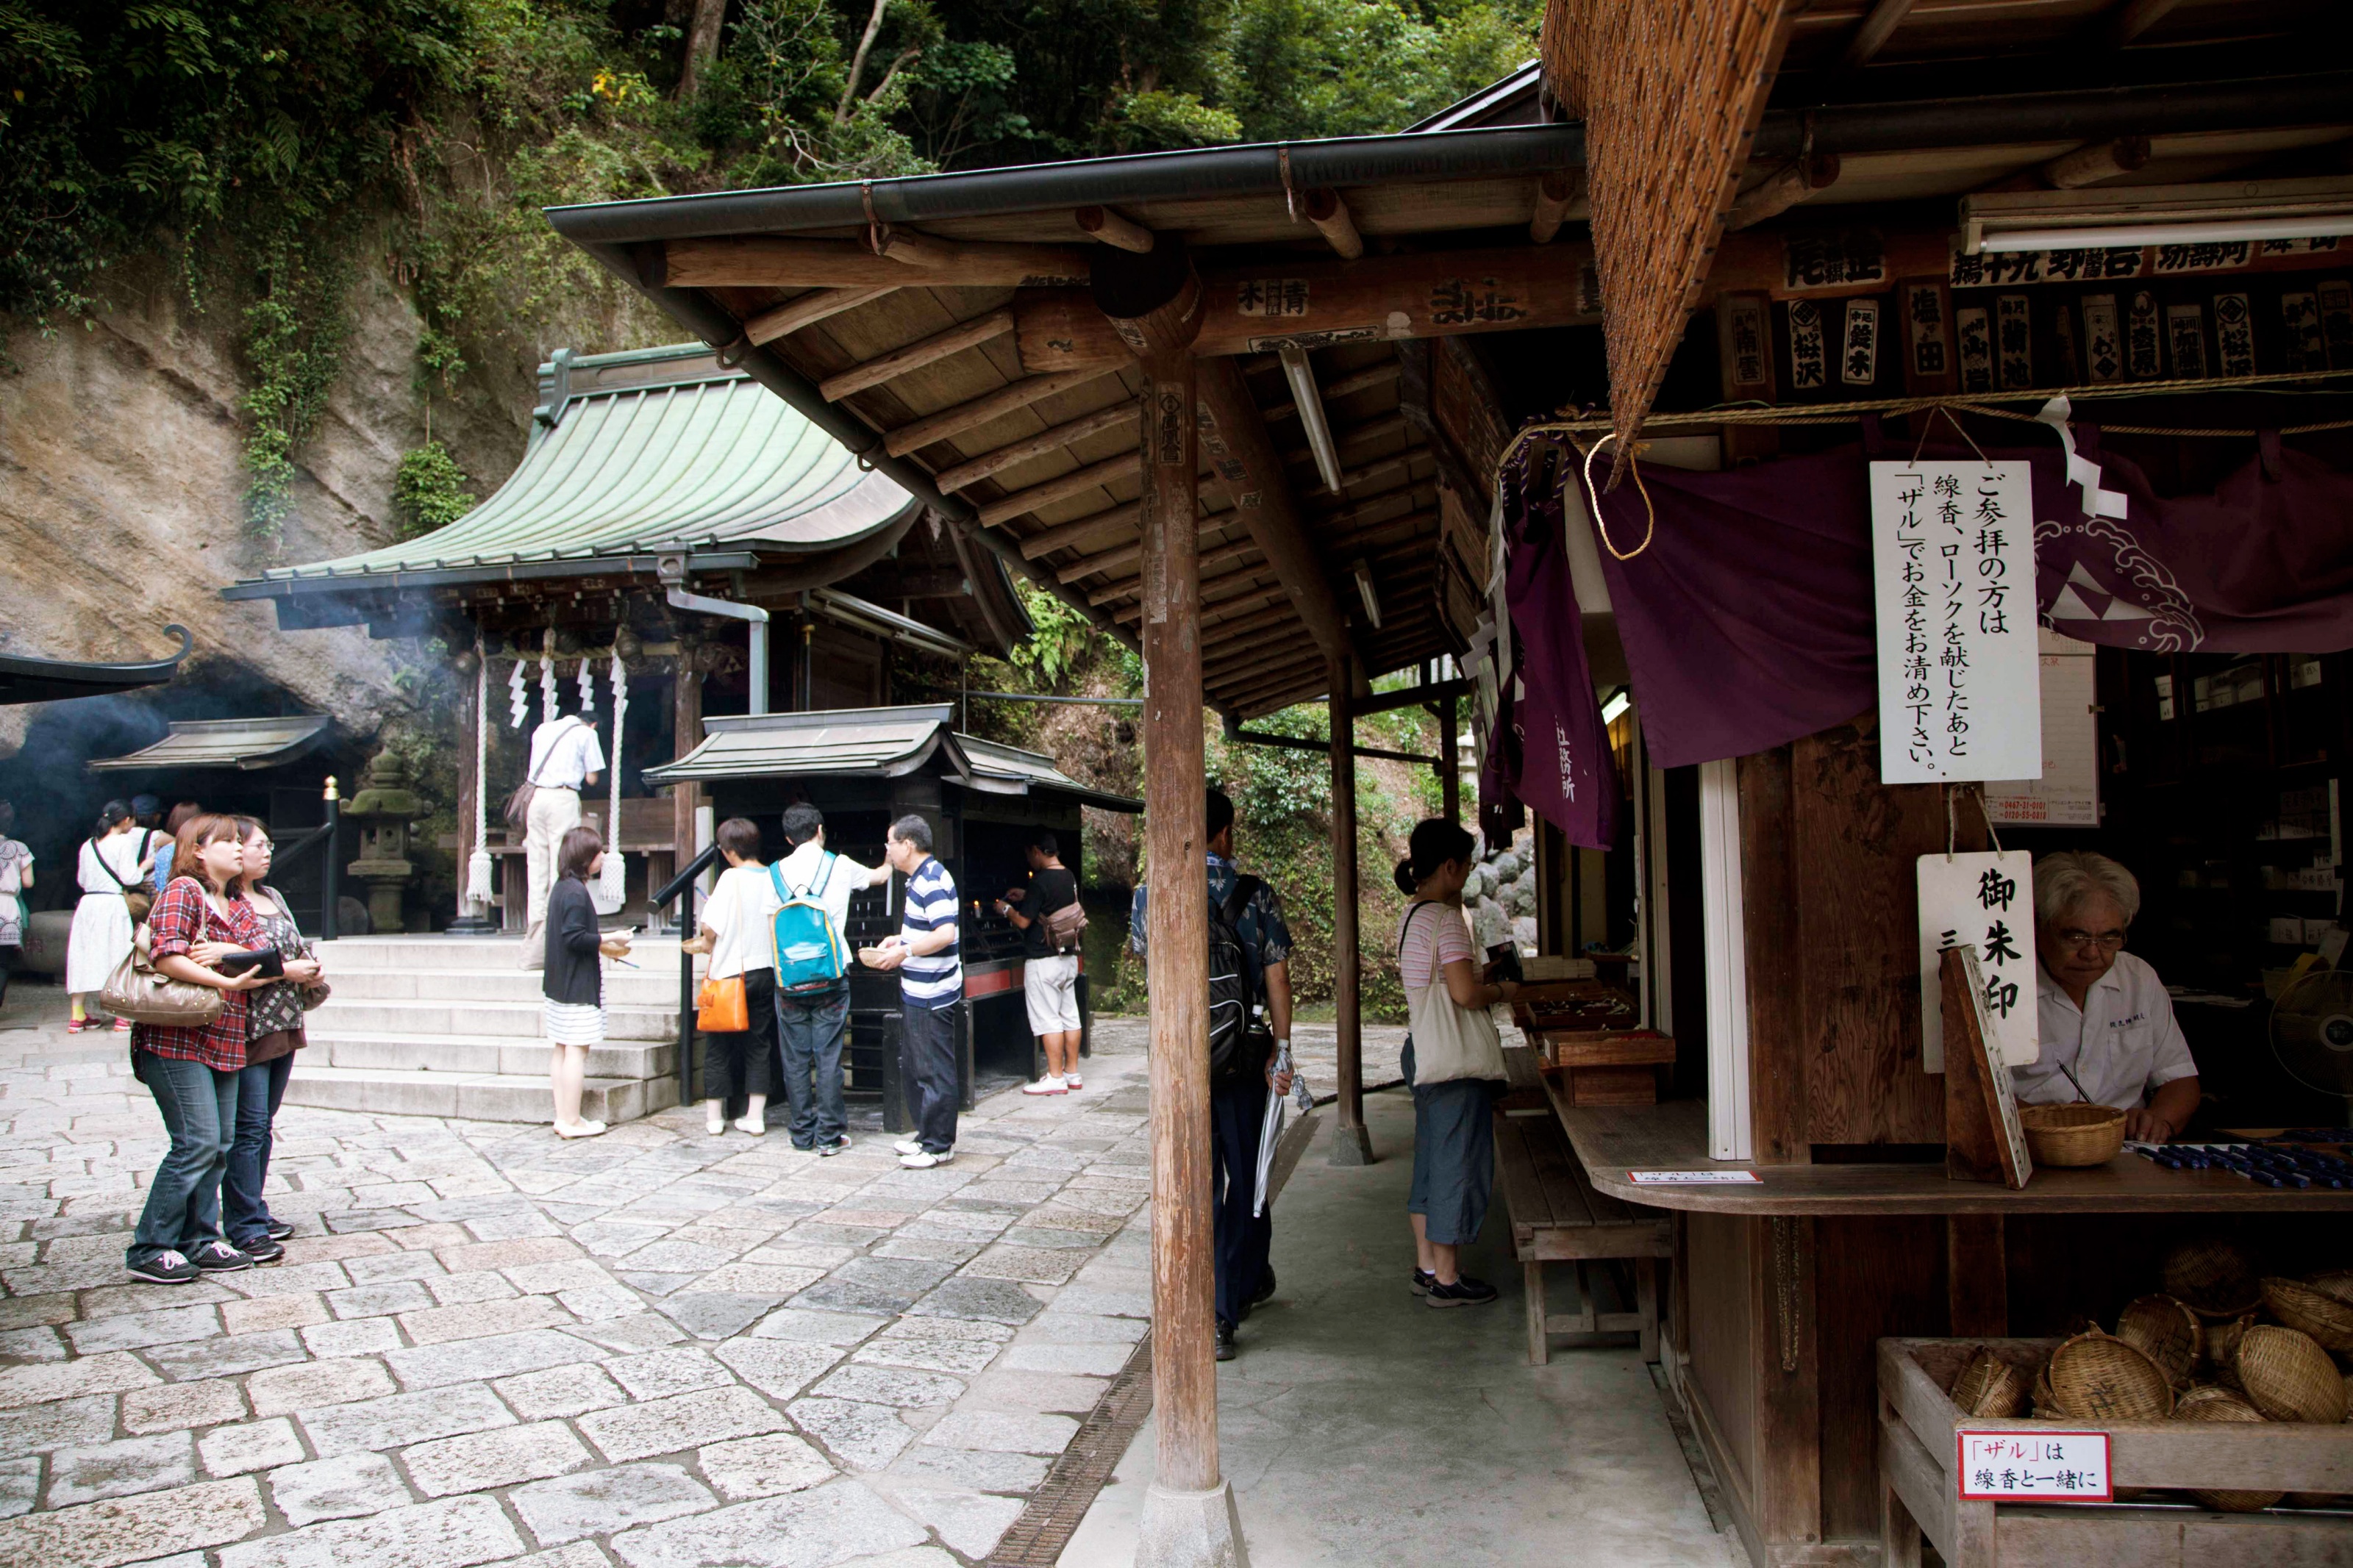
top-left (1949, 1346), bottom-right (2029, 1419)
top-left (2115, 1294), bottom-right (2202, 1389)
top-left (2032, 1362), bottom-right (2062, 1419)
top-left (2205, 1311), bottom-right (2257, 1378)
top-left (2263, 1276), bottom-right (2353, 1353)
top-left (2163, 1237), bottom-right (2265, 1320)
top-left (2017, 1102), bottom-right (2127, 1167)
top-left (2305, 1269), bottom-right (2353, 1307)
top-left (2172, 1386), bottom-right (2283, 1512)
top-left (2236, 1325), bottom-right (2349, 1423)
top-left (2049, 1329), bottom-right (2174, 1422)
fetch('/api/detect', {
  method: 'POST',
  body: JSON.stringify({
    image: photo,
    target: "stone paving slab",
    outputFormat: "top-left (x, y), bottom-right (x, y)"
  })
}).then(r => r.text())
top-left (0, 994), bottom-right (1176, 1567)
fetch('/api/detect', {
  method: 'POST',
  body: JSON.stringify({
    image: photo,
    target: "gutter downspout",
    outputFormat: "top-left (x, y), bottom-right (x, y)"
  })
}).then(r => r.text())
top-left (658, 554), bottom-right (770, 715)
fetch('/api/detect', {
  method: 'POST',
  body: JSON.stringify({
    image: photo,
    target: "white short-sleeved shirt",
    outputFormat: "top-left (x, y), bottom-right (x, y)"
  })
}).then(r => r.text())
top-left (2010, 952), bottom-right (2199, 1111)
top-left (701, 863), bottom-right (785, 980)
top-left (526, 715), bottom-right (607, 791)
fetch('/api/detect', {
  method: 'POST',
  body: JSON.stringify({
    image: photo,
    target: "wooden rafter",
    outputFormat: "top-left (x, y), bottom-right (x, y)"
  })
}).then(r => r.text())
top-left (819, 308), bottom-right (1013, 403)
top-left (882, 368), bottom-right (1124, 458)
top-left (935, 404), bottom-right (1138, 493)
top-left (668, 235), bottom-right (1089, 289)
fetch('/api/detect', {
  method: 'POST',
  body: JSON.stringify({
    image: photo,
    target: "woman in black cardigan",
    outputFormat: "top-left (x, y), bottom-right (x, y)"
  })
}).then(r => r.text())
top-left (544, 826), bottom-right (630, 1138)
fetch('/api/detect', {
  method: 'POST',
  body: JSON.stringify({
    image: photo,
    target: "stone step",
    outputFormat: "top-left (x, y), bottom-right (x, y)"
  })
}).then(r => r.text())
top-left (307, 1030), bottom-right (676, 1084)
top-left (326, 967), bottom-right (687, 1006)
top-left (306, 996), bottom-right (679, 1042)
top-left (314, 935), bottom-right (694, 971)
top-left (283, 1063), bottom-right (679, 1124)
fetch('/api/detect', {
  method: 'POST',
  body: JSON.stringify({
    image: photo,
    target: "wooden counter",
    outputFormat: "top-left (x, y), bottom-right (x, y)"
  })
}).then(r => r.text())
top-left (1546, 1088), bottom-right (2353, 1215)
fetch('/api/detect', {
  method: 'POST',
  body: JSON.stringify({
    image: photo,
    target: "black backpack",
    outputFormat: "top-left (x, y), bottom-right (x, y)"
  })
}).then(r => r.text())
top-left (1207, 875), bottom-right (1266, 1081)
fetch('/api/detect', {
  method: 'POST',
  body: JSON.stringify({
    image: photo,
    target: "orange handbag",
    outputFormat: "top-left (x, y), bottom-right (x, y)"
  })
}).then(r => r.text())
top-left (695, 974), bottom-right (749, 1032)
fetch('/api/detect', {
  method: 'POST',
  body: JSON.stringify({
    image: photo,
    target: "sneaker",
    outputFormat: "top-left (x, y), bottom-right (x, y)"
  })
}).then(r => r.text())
top-left (112, 1017), bottom-right (132, 1032)
top-left (706, 1118), bottom-right (729, 1136)
top-left (1065, 1072), bottom-right (1082, 1089)
top-left (67, 1018), bottom-right (96, 1034)
top-left (735, 1117), bottom-right (767, 1136)
top-left (265, 1219), bottom-right (296, 1242)
top-left (899, 1148), bottom-right (955, 1169)
top-left (817, 1135), bottom-right (852, 1157)
top-left (893, 1137), bottom-right (925, 1156)
top-left (236, 1236), bottom-right (286, 1266)
top-left (1410, 1269), bottom-right (1436, 1296)
top-left (1023, 1075), bottom-right (1068, 1096)
top-left (1427, 1275), bottom-right (1499, 1309)
top-left (1251, 1268), bottom-right (1277, 1308)
top-left (190, 1241), bottom-right (254, 1274)
top-left (126, 1250), bottom-right (198, 1285)
top-left (1215, 1320), bottom-right (1238, 1361)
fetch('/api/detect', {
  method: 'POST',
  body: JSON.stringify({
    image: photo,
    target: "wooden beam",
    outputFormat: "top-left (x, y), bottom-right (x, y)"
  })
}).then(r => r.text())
top-left (1529, 169), bottom-right (1584, 244)
top-left (1015, 243), bottom-right (1601, 371)
top-left (1085, 535), bottom-right (1262, 604)
top-left (819, 308), bottom-right (1014, 403)
top-left (1016, 499), bottom-right (1145, 560)
top-left (1304, 483), bottom-right (1440, 537)
top-left (935, 403), bottom-right (1138, 493)
top-left (1263, 361), bottom-right (1402, 423)
top-left (2043, 136), bottom-right (2150, 190)
top-left (883, 367), bottom-right (1124, 458)
top-left (978, 452), bottom-right (1140, 529)
top-left (1727, 155), bottom-right (1840, 232)
top-left (1839, 0), bottom-right (1915, 68)
top-left (1113, 562), bottom-right (1279, 623)
top-left (1283, 412), bottom-right (1410, 470)
top-left (2103, 0), bottom-right (2185, 49)
top-left (743, 286), bottom-right (896, 348)
top-left (1300, 187), bottom-right (1365, 260)
top-left (665, 235), bottom-right (1090, 290)
top-left (1196, 357), bottom-right (1356, 667)
top-left (1075, 206), bottom-right (1155, 254)
top-left (1207, 645), bottom-right (1323, 687)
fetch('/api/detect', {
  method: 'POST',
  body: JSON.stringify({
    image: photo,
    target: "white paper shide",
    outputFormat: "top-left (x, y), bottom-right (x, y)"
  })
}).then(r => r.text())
top-left (1871, 460), bottom-right (2042, 784)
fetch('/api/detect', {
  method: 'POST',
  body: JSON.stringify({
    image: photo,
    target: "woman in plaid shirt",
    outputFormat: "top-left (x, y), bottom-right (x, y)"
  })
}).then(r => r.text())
top-left (127, 814), bottom-right (273, 1286)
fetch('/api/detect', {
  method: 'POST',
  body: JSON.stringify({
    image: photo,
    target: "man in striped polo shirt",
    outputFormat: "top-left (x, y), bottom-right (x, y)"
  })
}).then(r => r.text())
top-left (868, 814), bottom-right (963, 1167)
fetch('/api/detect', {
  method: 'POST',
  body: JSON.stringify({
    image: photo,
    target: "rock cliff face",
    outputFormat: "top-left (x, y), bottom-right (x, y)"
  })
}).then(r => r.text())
top-left (0, 256), bottom-right (541, 757)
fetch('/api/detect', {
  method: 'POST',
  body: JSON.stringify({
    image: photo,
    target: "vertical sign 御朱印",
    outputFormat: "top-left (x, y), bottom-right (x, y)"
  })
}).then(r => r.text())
top-left (1918, 850), bottom-right (2038, 1073)
top-left (1871, 461), bottom-right (2042, 786)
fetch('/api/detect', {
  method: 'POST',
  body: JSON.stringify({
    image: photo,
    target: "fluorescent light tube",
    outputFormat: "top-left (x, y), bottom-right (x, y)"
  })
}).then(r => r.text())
top-left (1979, 215), bottom-right (2353, 252)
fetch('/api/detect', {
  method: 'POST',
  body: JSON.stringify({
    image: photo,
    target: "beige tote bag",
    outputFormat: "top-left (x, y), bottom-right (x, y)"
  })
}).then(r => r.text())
top-left (1399, 902), bottom-right (1507, 1088)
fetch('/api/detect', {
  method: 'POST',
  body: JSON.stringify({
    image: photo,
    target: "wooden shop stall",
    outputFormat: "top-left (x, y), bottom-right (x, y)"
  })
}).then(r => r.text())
top-left (223, 341), bottom-right (1029, 932)
top-left (536, 7), bottom-right (2353, 1559)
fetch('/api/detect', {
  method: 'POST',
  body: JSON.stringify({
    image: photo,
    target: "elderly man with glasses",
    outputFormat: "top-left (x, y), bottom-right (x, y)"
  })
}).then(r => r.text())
top-left (2011, 851), bottom-right (2201, 1143)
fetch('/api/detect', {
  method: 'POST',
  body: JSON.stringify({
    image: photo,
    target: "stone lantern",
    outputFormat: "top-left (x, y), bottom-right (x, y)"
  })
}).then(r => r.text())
top-left (345, 749), bottom-right (428, 934)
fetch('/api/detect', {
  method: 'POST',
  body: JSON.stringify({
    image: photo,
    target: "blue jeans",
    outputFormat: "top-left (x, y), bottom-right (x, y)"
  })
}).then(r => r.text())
top-left (130, 1052), bottom-right (238, 1266)
top-left (776, 985), bottom-right (850, 1148)
top-left (223, 1053), bottom-right (293, 1245)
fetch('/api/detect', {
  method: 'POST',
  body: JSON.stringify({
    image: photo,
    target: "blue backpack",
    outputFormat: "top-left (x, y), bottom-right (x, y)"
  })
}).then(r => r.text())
top-left (768, 856), bottom-right (848, 993)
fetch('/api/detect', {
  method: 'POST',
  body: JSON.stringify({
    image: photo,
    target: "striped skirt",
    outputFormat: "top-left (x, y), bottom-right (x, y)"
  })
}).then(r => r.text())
top-left (543, 1001), bottom-right (605, 1048)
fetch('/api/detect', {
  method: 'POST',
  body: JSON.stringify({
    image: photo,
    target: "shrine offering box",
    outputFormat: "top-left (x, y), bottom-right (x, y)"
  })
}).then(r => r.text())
top-left (1538, 1029), bottom-right (1672, 1106)
top-left (1878, 1336), bottom-right (2353, 1568)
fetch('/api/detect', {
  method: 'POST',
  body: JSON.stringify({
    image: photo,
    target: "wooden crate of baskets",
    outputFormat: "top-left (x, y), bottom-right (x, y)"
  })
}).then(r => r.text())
top-left (1537, 1029), bottom-right (1674, 1106)
top-left (1879, 1333), bottom-right (2353, 1568)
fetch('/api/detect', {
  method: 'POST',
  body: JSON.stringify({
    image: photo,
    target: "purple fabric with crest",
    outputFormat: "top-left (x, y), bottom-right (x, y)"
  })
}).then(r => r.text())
top-left (1580, 435), bottom-right (2353, 767)
top-left (1503, 480), bottom-right (1621, 850)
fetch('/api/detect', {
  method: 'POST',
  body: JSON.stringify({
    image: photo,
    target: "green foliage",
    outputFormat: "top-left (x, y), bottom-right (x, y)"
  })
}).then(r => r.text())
top-left (393, 440), bottom-right (477, 538)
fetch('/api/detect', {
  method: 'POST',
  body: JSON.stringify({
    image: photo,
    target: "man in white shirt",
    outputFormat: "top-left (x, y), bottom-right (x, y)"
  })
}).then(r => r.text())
top-left (770, 803), bottom-right (890, 1153)
top-left (518, 711), bottom-right (605, 970)
top-left (2010, 851), bottom-right (2200, 1143)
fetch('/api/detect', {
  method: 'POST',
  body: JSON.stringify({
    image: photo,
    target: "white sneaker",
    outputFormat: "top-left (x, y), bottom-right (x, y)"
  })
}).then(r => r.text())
top-left (899, 1148), bottom-right (954, 1169)
top-left (1023, 1075), bottom-right (1068, 1096)
top-left (735, 1116), bottom-right (766, 1136)
top-left (1065, 1072), bottom-right (1083, 1089)
top-left (893, 1137), bottom-right (924, 1156)
top-left (707, 1119), bottom-right (728, 1136)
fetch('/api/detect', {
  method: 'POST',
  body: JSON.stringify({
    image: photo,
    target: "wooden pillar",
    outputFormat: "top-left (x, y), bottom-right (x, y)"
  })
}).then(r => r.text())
top-left (671, 644), bottom-right (705, 923)
top-left (1329, 659), bottom-right (1371, 1164)
top-left (1100, 237), bottom-right (1243, 1556)
top-left (1438, 690), bottom-right (1460, 824)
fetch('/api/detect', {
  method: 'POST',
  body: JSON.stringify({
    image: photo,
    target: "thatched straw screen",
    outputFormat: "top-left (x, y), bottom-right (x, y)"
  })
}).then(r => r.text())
top-left (1543, 0), bottom-right (1792, 470)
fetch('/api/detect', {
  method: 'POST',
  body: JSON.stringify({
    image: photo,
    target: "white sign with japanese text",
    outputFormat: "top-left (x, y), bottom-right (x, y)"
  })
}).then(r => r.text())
top-left (1918, 851), bottom-right (2038, 1072)
top-left (1871, 461), bottom-right (2042, 784)
top-left (1985, 630), bottom-right (2099, 828)
top-left (1957, 1430), bottom-right (2111, 1503)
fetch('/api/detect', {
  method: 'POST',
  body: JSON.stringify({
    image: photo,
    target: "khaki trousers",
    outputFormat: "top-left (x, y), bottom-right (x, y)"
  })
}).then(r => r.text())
top-left (518, 787), bottom-right (581, 970)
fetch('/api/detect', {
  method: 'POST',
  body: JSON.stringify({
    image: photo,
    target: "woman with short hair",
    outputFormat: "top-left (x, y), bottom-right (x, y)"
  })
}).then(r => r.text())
top-left (2015, 851), bottom-right (2200, 1142)
top-left (543, 826), bottom-right (629, 1139)
top-left (68, 800), bottom-right (152, 1033)
top-left (687, 815), bottom-right (782, 1138)
top-left (127, 813), bottom-right (273, 1284)
top-left (220, 817), bottom-right (324, 1262)
top-left (1394, 818), bottom-right (1519, 1309)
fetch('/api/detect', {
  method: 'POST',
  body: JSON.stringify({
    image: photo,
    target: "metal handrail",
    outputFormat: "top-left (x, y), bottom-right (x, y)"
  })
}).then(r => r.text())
top-left (651, 842), bottom-right (725, 1106)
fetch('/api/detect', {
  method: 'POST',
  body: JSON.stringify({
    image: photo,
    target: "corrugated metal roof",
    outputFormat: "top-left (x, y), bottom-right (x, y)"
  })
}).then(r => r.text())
top-left (644, 706), bottom-right (1140, 811)
top-left (252, 347), bottom-right (917, 584)
top-left (89, 716), bottom-right (332, 772)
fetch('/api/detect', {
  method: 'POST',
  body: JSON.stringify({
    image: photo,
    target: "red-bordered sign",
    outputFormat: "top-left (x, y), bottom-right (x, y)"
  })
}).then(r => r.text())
top-left (1956, 1429), bottom-right (2112, 1503)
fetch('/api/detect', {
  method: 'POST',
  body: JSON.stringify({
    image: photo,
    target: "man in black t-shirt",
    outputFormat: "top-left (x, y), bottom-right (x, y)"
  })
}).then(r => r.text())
top-left (996, 832), bottom-right (1085, 1095)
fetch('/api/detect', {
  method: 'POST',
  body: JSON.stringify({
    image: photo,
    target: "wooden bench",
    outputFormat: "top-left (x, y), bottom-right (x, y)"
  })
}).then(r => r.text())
top-left (1493, 1107), bottom-right (1673, 1366)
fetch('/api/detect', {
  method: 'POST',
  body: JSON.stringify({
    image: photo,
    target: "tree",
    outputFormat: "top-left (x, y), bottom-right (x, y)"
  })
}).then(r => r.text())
top-left (678, 0), bottom-right (729, 98)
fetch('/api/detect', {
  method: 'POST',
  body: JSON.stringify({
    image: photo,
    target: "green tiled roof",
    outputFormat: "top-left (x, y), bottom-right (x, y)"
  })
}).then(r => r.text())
top-left (247, 346), bottom-right (916, 587)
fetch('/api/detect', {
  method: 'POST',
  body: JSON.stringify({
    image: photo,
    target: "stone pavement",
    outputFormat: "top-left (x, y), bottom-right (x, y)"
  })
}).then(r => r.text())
top-left (0, 984), bottom-right (1174, 1568)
